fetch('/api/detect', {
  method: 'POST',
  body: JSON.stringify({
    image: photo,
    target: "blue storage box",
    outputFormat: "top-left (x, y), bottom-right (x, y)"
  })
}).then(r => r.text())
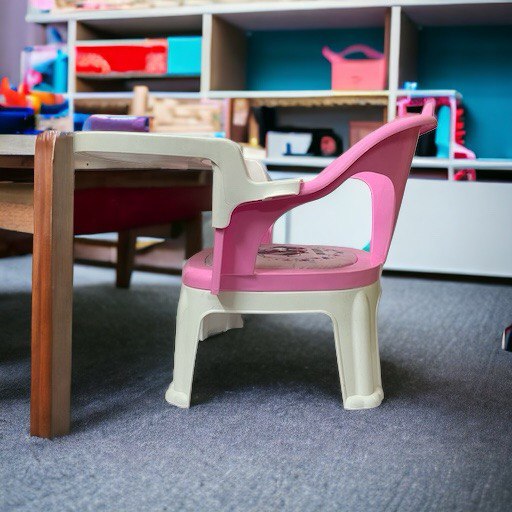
top-left (167, 36), bottom-right (202, 76)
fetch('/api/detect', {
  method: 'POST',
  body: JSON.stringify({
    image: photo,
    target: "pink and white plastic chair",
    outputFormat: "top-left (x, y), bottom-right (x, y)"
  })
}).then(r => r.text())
top-left (166, 102), bottom-right (436, 410)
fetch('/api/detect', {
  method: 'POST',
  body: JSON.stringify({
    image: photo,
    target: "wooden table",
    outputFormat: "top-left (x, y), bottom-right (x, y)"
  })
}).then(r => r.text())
top-left (0, 132), bottom-right (211, 438)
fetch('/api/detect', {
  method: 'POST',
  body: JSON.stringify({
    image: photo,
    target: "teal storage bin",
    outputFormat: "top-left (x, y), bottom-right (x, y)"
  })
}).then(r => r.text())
top-left (167, 36), bottom-right (202, 76)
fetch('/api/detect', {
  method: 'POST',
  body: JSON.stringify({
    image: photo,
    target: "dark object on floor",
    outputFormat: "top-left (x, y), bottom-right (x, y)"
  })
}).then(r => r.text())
top-left (503, 324), bottom-right (512, 351)
top-left (0, 229), bottom-right (32, 257)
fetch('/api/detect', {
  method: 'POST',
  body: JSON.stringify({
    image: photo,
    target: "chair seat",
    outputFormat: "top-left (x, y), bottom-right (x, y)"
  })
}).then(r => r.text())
top-left (183, 244), bottom-right (382, 292)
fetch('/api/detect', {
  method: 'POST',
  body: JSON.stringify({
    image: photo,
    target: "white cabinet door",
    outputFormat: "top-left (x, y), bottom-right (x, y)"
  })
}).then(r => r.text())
top-left (288, 175), bottom-right (372, 250)
top-left (387, 179), bottom-right (512, 277)
top-left (269, 172), bottom-right (512, 277)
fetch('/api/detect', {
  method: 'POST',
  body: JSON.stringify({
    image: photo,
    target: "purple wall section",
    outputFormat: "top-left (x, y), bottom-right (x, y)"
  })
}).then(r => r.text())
top-left (0, 1), bottom-right (44, 84)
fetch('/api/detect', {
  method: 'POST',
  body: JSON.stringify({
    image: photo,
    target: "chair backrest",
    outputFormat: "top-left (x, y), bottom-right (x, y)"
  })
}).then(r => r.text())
top-left (210, 102), bottom-right (437, 293)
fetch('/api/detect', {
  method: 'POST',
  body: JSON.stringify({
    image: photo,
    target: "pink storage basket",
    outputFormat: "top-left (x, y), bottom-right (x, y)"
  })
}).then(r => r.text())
top-left (322, 44), bottom-right (386, 90)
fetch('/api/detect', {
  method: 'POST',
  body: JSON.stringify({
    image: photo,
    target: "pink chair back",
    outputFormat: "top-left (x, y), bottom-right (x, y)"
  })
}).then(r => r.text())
top-left (210, 102), bottom-right (436, 293)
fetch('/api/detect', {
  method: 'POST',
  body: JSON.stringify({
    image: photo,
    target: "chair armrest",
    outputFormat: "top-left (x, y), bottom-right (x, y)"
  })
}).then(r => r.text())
top-left (73, 132), bottom-right (301, 228)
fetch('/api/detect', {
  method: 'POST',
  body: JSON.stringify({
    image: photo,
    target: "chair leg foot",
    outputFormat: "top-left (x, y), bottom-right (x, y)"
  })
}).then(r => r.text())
top-left (165, 382), bottom-right (191, 408)
top-left (330, 283), bottom-right (384, 410)
top-left (344, 387), bottom-right (384, 410)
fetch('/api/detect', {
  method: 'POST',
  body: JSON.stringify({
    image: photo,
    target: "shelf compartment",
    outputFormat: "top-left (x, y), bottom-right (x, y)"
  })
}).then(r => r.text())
top-left (75, 75), bottom-right (200, 93)
top-left (207, 12), bottom-right (389, 93)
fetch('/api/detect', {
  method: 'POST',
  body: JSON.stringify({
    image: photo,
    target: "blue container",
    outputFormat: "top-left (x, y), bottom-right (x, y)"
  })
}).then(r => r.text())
top-left (0, 107), bottom-right (36, 134)
top-left (167, 36), bottom-right (202, 76)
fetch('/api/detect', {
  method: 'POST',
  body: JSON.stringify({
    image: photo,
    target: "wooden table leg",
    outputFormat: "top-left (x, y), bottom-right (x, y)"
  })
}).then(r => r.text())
top-left (30, 132), bottom-right (74, 438)
top-left (116, 229), bottom-right (137, 289)
top-left (184, 214), bottom-right (203, 259)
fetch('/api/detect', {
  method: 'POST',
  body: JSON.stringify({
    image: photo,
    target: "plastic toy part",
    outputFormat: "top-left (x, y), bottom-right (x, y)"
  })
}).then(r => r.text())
top-left (322, 44), bottom-right (386, 90)
top-left (167, 36), bottom-right (202, 76)
top-left (165, 102), bottom-right (436, 410)
top-left (435, 105), bottom-right (450, 158)
top-left (83, 114), bottom-right (150, 132)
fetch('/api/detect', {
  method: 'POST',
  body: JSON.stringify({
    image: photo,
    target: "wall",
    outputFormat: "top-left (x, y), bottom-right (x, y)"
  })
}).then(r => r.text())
top-left (0, 1), bottom-right (43, 83)
top-left (418, 25), bottom-right (512, 159)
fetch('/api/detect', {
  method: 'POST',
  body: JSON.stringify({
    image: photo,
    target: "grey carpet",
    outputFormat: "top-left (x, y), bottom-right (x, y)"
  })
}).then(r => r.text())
top-left (1, 255), bottom-right (512, 512)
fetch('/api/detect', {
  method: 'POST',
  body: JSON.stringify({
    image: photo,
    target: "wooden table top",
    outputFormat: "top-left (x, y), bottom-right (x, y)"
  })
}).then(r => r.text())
top-left (0, 134), bottom-right (213, 172)
top-left (0, 135), bottom-right (37, 156)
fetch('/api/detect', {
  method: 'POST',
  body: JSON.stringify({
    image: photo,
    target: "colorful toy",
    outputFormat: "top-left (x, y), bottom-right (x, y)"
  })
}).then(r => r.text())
top-left (83, 114), bottom-right (150, 132)
top-left (397, 94), bottom-right (475, 179)
top-left (76, 39), bottom-right (167, 75)
top-left (167, 36), bottom-right (202, 76)
top-left (322, 44), bottom-right (386, 90)
top-left (0, 107), bottom-right (37, 135)
top-left (267, 128), bottom-right (343, 158)
top-left (21, 44), bottom-right (68, 93)
top-left (165, 101), bottom-right (436, 410)
top-left (0, 77), bottom-right (69, 132)
top-left (129, 85), bottom-right (224, 134)
top-left (398, 95), bottom-right (475, 159)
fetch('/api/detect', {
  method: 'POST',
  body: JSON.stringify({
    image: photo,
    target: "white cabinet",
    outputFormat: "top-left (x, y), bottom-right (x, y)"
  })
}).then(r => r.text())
top-left (269, 172), bottom-right (512, 278)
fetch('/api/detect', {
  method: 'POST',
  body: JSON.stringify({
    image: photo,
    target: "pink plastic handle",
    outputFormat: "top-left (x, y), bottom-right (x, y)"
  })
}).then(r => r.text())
top-left (323, 44), bottom-right (384, 61)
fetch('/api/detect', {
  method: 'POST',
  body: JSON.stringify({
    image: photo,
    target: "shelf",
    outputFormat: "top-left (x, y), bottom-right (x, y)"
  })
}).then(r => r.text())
top-left (76, 73), bottom-right (199, 80)
top-left (27, 1), bottom-right (512, 26)
top-left (263, 155), bottom-right (512, 172)
top-left (396, 89), bottom-right (462, 100)
top-left (208, 90), bottom-right (389, 107)
top-left (209, 90), bottom-right (389, 99)
top-left (73, 91), bottom-right (203, 100)
top-left (450, 159), bottom-right (512, 171)
top-left (263, 156), bottom-right (334, 168)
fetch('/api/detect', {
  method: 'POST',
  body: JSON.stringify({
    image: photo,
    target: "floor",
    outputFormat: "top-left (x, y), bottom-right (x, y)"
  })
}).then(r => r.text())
top-left (1, 256), bottom-right (512, 512)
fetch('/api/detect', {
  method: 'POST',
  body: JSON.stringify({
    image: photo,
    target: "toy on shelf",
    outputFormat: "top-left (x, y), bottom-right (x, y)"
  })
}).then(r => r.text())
top-left (30, 1), bottom-right (185, 14)
top-left (21, 44), bottom-right (68, 93)
top-left (266, 128), bottom-right (342, 159)
top-left (349, 121), bottom-right (383, 147)
top-left (76, 36), bottom-right (201, 77)
top-left (167, 36), bottom-right (202, 76)
top-left (83, 114), bottom-right (150, 132)
top-left (397, 94), bottom-right (476, 180)
top-left (322, 44), bottom-right (386, 90)
top-left (76, 40), bottom-right (168, 76)
top-left (129, 85), bottom-right (224, 135)
top-left (0, 77), bottom-right (70, 133)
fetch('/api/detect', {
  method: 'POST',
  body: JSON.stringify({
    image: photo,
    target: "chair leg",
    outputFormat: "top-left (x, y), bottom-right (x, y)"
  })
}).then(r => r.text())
top-left (166, 286), bottom-right (244, 407)
top-left (330, 283), bottom-right (383, 410)
top-left (116, 230), bottom-right (137, 289)
top-left (165, 286), bottom-right (203, 408)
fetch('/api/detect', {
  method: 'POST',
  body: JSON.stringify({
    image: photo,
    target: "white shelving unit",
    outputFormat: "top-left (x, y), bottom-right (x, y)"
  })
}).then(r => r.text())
top-left (26, 0), bottom-right (512, 278)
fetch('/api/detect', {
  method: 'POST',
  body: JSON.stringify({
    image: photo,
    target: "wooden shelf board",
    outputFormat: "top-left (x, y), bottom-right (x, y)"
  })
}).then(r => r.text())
top-left (76, 72), bottom-right (200, 80)
top-left (208, 90), bottom-right (389, 99)
top-left (397, 89), bottom-right (462, 100)
top-left (27, 1), bottom-right (512, 27)
top-left (73, 91), bottom-right (203, 100)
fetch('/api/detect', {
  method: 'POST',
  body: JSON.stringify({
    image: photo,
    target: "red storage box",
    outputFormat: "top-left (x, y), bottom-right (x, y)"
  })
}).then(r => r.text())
top-left (322, 44), bottom-right (386, 90)
top-left (76, 39), bottom-right (167, 75)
